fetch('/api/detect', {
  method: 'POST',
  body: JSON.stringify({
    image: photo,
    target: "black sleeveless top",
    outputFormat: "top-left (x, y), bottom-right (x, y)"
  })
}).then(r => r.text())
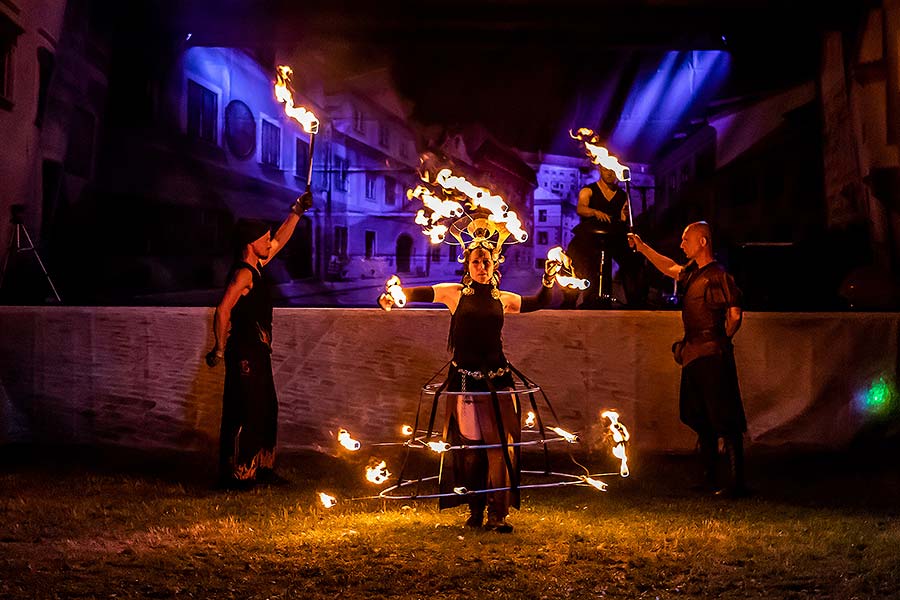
top-left (450, 281), bottom-right (507, 370)
top-left (226, 261), bottom-right (273, 349)
top-left (578, 182), bottom-right (627, 234)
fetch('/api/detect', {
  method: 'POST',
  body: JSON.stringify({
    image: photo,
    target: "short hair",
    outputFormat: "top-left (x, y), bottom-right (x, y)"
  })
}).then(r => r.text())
top-left (686, 221), bottom-right (712, 246)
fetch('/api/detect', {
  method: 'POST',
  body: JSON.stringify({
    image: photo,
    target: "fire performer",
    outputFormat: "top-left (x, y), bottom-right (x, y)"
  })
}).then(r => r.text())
top-left (628, 223), bottom-right (749, 497)
top-left (562, 164), bottom-right (645, 309)
top-left (378, 239), bottom-right (559, 532)
top-left (206, 191), bottom-right (313, 489)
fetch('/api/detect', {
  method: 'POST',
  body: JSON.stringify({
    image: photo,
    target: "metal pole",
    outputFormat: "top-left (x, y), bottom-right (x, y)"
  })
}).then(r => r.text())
top-left (305, 131), bottom-right (317, 190)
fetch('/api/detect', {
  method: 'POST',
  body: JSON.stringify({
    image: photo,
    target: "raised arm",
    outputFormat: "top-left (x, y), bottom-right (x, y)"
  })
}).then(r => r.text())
top-left (628, 233), bottom-right (682, 279)
top-left (576, 186), bottom-right (611, 222)
top-left (261, 191), bottom-right (313, 267)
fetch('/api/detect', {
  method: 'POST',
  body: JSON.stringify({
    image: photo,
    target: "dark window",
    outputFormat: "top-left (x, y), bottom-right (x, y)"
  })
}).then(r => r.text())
top-left (378, 123), bottom-right (390, 148)
top-left (365, 173), bottom-right (376, 199)
top-left (448, 244), bottom-right (456, 261)
top-left (538, 209), bottom-right (548, 223)
top-left (35, 48), bottom-right (54, 127)
top-left (431, 245), bottom-right (441, 262)
top-left (334, 156), bottom-right (348, 191)
top-left (535, 258), bottom-right (546, 269)
top-left (224, 100), bottom-right (256, 159)
top-left (64, 107), bottom-right (95, 178)
top-left (260, 119), bottom-right (280, 167)
top-left (353, 108), bottom-right (364, 133)
top-left (186, 79), bottom-right (217, 143)
top-left (334, 226), bottom-right (348, 257)
top-left (295, 137), bottom-right (309, 178)
top-left (537, 231), bottom-right (548, 245)
top-left (384, 176), bottom-right (396, 205)
top-left (0, 17), bottom-right (17, 109)
top-left (365, 230), bottom-right (375, 258)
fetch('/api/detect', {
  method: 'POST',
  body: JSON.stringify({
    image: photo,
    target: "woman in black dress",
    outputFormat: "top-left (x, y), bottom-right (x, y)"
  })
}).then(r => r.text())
top-left (379, 240), bottom-right (556, 532)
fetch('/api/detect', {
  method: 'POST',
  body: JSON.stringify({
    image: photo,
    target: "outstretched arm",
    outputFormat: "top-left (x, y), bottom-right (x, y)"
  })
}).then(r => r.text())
top-left (504, 267), bottom-right (556, 314)
top-left (628, 233), bottom-right (682, 278)
top-left (261, 191), bottom-right (313, 266)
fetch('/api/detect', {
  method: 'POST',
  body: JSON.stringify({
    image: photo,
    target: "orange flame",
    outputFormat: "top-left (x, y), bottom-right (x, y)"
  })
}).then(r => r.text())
top-left (602, 410), bottom-right (630, 477)
top-left (547, 246), bottom-right (589, 289)
top-left (551, 427), bottom-right (578, 444)
top-left (365, 460), bottom-right (391, 485)
top-left (401, 425), bottom-right (414, 437)
top-left (570, 128), bottom-right (630, 182)
top-left (430, 168), bottom-right (529, 243)
top-left (524, 411), bottom-right (536, 429)
top-left (385, 275), bottom-right (407, 308)
top-left (318, 492), bottom-right (337, 508)
top-left (428, 440), bottom-right (451, 453)
top-left (583, 476), bottom-right (608, 492)
top-left (337, 428), bottom-right (361, 451)
top-left (275, 65), bottom-right (319, 135)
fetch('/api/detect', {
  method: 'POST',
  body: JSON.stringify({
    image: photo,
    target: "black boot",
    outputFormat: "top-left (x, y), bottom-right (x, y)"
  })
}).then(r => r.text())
top-left (692, 434), bottom-right (719, 492)
top-left (466, 496), bottom-right (486, 528)
top-left (716, 435), bottom-right (750, 498)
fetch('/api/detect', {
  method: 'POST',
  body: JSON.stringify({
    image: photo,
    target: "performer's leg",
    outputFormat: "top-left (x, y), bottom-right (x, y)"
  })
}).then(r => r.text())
top-left (697, 431), bottom-right (719, 491)
top-left (257, 357), bottom-right (289, 485)
top-left (717, 434), bottom-right (750, 498)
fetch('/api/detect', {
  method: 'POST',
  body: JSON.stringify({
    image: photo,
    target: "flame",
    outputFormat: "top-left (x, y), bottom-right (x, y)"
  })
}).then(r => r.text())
top-left (524, 411), bottom-right (536, 429)
top-left (428, 440), bottom-right (451, 453)
top-left (401, 425), bottom-right (414, 436)
top-left (385, 275), bottom-right (407, 308)
top-left (365, 460), bottom-right (391, 485)
top-left (318, 492), bottom-right (337, 508)
top-left (602, 411), bottom-right (630, 477)
top-left (453, 486), bottom-right (469, 495)
top-left (583, 476), bottom-right (608, 492)
top-left (337, 428), bottom-right (361, 451)
top-left (546, 246), bottom-right (590, 289)
top-left (550, 427), bottom-right (578, 444)
top-left (275, 66), bottom-right (319, 135)
top-left (570, 128), bottom-right (630, 182)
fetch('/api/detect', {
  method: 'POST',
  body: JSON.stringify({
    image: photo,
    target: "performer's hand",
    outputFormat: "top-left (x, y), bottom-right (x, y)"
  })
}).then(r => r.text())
top-left (543, 259), bottom-right (561, 287)
top-left (627, 233), bottom-right (644, 252)
top-left (594, 211), bottom-right (612, 223)
top-left (377, 293), bottom-right (394, 312)
top-left (292, 191), bottom-right (313, 215)
top-left (205, 348), bottom-right (223, 367)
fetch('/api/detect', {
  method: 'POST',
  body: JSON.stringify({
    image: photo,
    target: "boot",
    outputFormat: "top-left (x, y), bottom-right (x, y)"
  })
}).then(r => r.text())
top-left (465, 496), bottom-right (486, 528)
top-left (691, 434), bottom-right (719, 492)
top-left (484, 494), bottom-right (513, 533)
top-left (715, 435), bottom-right (751, 498)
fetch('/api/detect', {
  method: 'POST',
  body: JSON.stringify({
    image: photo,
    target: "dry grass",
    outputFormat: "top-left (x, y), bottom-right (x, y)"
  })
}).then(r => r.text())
top-left (1, 446), bottom-right (898, 599)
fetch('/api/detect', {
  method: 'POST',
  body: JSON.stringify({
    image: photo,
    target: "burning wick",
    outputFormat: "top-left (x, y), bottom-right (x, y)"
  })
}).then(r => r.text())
top-left (428, 441), bottom-right (451, 454)
top-left (551, 427), bottom-right (578, 444)
top-left (365, 460), bottom-right (391, 485)
top-left (570, 128), bottom-right (631, 182)
top-left (453, 487), bottom-right (469, 495)
top-left (547, 246), bottom-right (590, 290)
top-left (384, 275), bottom-right (407, 309)
top-left (602, 410), bottom-right (630, 478)
top-left (338, 428), bottom-right (361, 451)
top-left (318, 492), bottom-right (337, 508)
top-left (401, 425), bottom-right (414, 437)
top-left (582, 476), bottom-right (608, 492)
top-left (524, 411), bottom-right (536, 429)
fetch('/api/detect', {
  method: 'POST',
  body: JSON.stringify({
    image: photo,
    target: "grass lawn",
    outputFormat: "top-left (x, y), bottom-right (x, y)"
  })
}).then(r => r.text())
top-left (1, 445), bottom-right (898, 599)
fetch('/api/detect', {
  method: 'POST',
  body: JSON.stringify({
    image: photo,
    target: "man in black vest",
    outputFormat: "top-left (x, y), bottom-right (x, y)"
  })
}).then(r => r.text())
top-left (562, 165), bottom-right (644, 308)
top-left (206, 191), bottom-right (312, 489)
top-left (629, 223), bottom-right (749, 498)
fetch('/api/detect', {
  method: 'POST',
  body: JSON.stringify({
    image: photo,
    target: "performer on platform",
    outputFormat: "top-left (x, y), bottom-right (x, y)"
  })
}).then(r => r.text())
top-left (206, 191), bottom-right (313, 489)
top-left (628, 223), bottom-right (749, 497)
top-left (563, 164), bottom-right (644, 308)
top-left (378, 239), bottom-right (558, 531)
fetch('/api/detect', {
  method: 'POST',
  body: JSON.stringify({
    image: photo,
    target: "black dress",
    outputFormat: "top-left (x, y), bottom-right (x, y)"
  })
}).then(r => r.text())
top-left (438, 281), bottom-right (521, 513)
top-left (219, 261), bottom-right (279, 481)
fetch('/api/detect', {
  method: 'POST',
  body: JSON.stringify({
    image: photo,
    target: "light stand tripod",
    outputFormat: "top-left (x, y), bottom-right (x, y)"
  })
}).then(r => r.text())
top-left (0, 204), bottom-right (61, 303)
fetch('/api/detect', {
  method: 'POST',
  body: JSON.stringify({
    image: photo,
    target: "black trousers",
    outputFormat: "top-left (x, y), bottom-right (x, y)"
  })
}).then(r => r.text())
top-left (562, 230), bottom-right (646, 308)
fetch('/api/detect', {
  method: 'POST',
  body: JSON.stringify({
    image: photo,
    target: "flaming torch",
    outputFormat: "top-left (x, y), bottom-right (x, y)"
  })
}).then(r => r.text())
top-left (551, 427), bottom-right (578, 444)
top-left (602, 410), bottom-right (630, 477)
top-left (365, 460), bottom-right (392, 485)
top-left (428, 440), bottom-right (451, 454)
top-left (337, 428), bottom-right (361, 451)
top-left (275, 65), bottom-right (319, 189)
top-left (570, 128), bottom-right (634, 231)
top-left (401, 425), bottom-right (414, 437)
top-left (524, 411), bottom-right (536, 429)
top-left (318, 492), bottom-right (337, 509)
top-left (546, 246), bottom-right (590, 290)
top-left (384, 275), bottom-right (407, 309)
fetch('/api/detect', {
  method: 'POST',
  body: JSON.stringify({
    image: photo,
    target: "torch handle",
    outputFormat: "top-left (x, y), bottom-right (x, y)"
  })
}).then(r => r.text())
top-left (624, 180), bottom-right (634, 231)
top-left (305, 131), bottom-right (317, 190)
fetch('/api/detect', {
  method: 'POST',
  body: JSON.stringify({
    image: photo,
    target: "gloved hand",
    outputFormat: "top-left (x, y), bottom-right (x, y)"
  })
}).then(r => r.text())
top-left (543, 259), bottom-right (561, 287)
top-left (292, 191), bottom-right (314, 215)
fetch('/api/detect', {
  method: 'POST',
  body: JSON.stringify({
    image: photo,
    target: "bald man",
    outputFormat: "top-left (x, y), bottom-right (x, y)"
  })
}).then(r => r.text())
top-left (629, 223), bottom-right (749, 498)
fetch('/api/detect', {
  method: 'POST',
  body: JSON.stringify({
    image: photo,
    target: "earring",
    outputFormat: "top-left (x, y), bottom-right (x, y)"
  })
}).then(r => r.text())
top-left (462, 273), bottom-right (474, 296)
top-left (490, 272), bottom-right (500, 299)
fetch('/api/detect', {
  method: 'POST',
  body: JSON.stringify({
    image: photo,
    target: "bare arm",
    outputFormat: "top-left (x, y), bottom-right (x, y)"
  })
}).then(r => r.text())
top-left (261, 191), bottom-right (312, 267)
top-left (725, 306), bottom-right (742, 338)
top-left (207, 269), bottom-right (253, 365)
top-left (628, 233), bottom-right (682, 278)
top-left (576, 187), bottom-right (611, 222)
